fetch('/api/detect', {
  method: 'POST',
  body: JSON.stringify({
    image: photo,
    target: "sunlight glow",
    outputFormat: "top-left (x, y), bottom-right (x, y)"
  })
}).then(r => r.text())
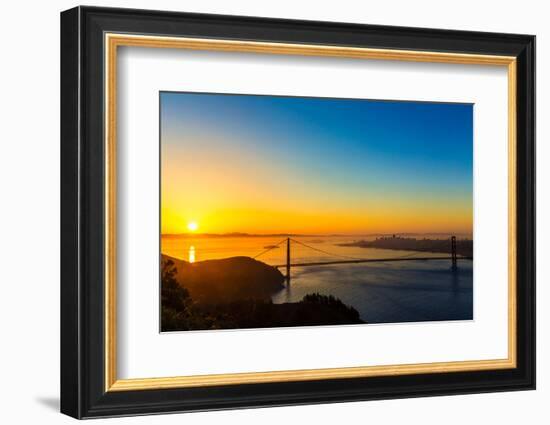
top-left (188, 245), bottom-right (196, 263)
top-left (187, 221), bottom-right (199, 232)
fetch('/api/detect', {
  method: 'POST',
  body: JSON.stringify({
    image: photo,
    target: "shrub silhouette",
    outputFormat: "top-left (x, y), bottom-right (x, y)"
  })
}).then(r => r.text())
top-left (302, 293), bottom-right (361, 322)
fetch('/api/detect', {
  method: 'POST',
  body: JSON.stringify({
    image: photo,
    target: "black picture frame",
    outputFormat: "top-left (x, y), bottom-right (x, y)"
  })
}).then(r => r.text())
top-left (61, 5), bottom-right (535, 419)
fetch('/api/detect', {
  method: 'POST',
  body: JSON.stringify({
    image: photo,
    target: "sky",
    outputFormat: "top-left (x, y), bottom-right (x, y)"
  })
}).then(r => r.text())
top-left (160, 91), bottom-right (473, 235)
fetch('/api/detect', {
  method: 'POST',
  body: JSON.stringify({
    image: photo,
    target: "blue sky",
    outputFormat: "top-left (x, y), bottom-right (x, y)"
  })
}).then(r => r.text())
top-left (160, 91), bottom-right (473, 234)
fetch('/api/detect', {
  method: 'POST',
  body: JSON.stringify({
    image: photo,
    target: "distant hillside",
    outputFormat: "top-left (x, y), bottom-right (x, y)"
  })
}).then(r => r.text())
top-left (338, 237), bottom-right (473, 258)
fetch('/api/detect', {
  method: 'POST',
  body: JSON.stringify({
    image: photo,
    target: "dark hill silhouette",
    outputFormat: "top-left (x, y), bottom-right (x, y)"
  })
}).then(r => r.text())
top-left (162, 255), bottom-right (285, 303)
top-left (160, 256), bottom-right (364, 331)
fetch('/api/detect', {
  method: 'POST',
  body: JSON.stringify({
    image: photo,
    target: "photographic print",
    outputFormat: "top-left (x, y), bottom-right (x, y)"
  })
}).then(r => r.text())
top-left (160, 92), bottom-right (473, 332)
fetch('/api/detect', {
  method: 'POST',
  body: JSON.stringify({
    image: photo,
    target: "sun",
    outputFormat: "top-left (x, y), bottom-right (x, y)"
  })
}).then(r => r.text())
top-left (187, 221), bottom-right (199, 232)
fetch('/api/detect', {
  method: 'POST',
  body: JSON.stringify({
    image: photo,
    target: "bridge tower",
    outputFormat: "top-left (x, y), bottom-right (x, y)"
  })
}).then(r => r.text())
top-left (451, 236), bottom-right (458, 271)
top-left (286, 237), bottom-right (291, 283)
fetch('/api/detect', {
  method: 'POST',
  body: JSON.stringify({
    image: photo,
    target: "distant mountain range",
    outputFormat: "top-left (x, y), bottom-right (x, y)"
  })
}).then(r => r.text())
top-left (162, 232), bottom-right (306, 238)
top-left (162, 232), bottom-right (472, 238)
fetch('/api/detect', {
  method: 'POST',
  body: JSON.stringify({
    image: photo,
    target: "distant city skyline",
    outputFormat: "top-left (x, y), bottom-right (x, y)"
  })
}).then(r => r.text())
top-left (161, 92), bottom-right (473, 235)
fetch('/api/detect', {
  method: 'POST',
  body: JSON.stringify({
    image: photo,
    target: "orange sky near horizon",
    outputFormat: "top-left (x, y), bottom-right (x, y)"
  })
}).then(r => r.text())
top-left (160, 137), bottom-right (473, 236)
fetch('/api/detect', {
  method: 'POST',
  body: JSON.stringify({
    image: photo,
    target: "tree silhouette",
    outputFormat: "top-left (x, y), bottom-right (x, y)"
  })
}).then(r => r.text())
top-left (161, 259), bottom-right (193, 331)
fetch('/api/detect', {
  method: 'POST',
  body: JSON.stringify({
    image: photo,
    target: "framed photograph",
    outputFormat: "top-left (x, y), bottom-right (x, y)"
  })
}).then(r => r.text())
top-left (60, 6), bottom-right (535, 419)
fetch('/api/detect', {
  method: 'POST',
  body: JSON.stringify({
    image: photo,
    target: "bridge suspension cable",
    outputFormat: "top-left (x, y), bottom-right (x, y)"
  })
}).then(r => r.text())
top-left (254, 237), bottom-right (440, 264)
top-left (252, 238), bottom-right (288, 259)
top-left (289, 238), bottom-right (426, 262)
top-left (252, 236), bottom-right (464, 282)
top-left (387, 251), bottom-right (426, 260)
top-left (289, 238), bottom-right (365, 261)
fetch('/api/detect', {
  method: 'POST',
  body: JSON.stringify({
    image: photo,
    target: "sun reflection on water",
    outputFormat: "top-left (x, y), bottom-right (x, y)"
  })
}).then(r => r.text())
top-left (188, 245), bottom-right (196, 263)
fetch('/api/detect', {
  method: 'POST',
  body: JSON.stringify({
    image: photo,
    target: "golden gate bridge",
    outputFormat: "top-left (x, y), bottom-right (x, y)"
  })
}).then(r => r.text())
top-left (253, 236), bottom-right (472, 282)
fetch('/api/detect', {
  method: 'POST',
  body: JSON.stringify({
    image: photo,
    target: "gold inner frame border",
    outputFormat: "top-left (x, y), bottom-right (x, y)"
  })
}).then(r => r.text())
top-left (104, 33), bottom-right (517, 392)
